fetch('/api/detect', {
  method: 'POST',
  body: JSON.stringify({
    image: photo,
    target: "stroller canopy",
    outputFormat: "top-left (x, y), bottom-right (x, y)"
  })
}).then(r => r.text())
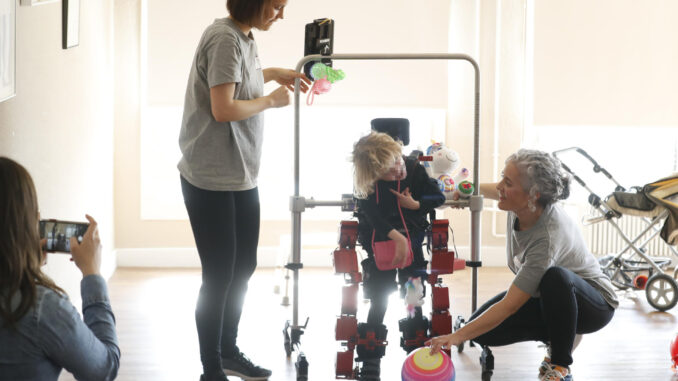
top-left (608, 174), bottom-right (678, 245)
top-left (645, 174), bottom-right (678, 246)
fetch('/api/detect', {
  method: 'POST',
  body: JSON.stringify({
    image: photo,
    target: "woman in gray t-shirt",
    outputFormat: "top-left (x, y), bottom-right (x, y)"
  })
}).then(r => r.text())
top-left (177, 1), bottom-right (310, 381)
top-left (428, 149), bottom-right (618, 381)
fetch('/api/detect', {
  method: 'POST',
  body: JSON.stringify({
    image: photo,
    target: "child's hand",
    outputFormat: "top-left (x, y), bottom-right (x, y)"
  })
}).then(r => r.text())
top-left (387, 229), bottom-right (410, 268)
top-left (446, 190), bottom-right (464, 209)
top-left (392, 234), bottom-right (410, 268)
top-left (390, 187), bottom-right (420, 210)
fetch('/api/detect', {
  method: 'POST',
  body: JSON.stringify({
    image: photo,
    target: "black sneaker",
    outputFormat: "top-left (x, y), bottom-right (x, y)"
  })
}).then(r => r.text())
top-left (222, 350), bottom-right (272, 380)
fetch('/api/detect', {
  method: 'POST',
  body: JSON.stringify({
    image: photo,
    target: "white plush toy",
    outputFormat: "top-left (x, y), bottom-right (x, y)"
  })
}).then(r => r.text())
top-left (404, 277), bottom-right (424, 318)
top-left (423, 142), bottom-right (469, 200)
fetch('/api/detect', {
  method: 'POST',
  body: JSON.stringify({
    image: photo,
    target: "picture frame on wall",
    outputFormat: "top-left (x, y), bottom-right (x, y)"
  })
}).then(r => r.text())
top-left (20, 0), bottom-right (58, 6)
top-left (62, 0), bottom-right (80, 49)
top-left (0, 0), bottom-right (16, 102)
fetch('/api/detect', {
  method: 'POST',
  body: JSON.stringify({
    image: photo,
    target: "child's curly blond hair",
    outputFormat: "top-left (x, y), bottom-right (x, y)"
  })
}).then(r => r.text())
top-left (351, 132), bottom-right (403, 199)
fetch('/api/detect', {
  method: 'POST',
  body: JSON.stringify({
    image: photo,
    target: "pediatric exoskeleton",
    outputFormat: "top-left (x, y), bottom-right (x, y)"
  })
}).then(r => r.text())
top-left (333, 219), bottom-right (465, 380)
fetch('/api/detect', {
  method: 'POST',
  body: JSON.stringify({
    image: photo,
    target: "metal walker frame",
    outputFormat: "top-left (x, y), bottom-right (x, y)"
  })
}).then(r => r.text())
top-left (283, 53), bottom-right (484, 380)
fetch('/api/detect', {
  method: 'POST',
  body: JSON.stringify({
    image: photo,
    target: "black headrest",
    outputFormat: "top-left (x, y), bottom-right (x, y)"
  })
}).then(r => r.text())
top-left (370, 118), bottom-right (410, 146)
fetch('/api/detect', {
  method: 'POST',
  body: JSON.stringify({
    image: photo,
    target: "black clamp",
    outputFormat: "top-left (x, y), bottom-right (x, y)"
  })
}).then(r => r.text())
top-left (285, 263), bottom-right (304, 271)
top-left (465, 261), bottom-right (483, 268)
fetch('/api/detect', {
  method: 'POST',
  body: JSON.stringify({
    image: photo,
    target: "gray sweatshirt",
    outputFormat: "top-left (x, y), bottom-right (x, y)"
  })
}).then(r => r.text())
top-left (507, 203), bottom-right (619, 309)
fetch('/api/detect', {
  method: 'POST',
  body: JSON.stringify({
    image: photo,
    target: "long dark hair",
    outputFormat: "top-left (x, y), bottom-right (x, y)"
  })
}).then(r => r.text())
top-left (0, 157), bottom-right (64, 328)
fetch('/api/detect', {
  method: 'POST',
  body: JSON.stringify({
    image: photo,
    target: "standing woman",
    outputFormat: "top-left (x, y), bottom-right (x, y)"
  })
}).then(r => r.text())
top-left (178, 1), bottom-right (310, 380)
top-left (428, 149), bottom-right (618, 381)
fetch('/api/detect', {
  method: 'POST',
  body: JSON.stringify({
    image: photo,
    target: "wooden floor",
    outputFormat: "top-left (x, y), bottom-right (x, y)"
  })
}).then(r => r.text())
top-left (58, 267), bottom-right (678, 381)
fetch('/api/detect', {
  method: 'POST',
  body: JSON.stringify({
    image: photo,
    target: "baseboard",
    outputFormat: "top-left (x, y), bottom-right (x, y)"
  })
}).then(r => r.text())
top-left (115, 245), bottom-right (507, 268)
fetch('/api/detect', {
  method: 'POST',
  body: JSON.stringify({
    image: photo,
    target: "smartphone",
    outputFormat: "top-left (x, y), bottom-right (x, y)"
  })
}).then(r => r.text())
top-left (39, 219), bottom-right (89, 253)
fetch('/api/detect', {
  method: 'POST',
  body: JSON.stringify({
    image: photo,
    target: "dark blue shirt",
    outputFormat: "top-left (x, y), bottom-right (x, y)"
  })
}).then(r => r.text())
top-left (357, 156), bottom-right (445, 245)
top-left (0, 275), bottom-right (120, 381)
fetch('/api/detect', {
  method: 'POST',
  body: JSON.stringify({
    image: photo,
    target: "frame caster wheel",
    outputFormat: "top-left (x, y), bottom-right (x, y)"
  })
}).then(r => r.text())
top-left (283, 322), bottom-right (292, 357)
top-left (479, 345), bottom-right (494, 381)
top-left (295, 352), bottom-right (308, 381)
top-left (454, 316), bottom-right (465, 353)
top-left (646, 273), bottom-right (678, 311)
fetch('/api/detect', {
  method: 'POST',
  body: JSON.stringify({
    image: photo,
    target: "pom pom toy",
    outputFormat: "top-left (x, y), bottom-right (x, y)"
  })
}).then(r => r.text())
top-left (306, 62), bottom-right (345, 106)
top-left (404, 277), bottom-right (425, 318)
top-left (310, 62), bottom-right (345, 83)
top-left (457, 180), bottom-right (474, 198)
top-left (402, 346), bottom-right (455, 381)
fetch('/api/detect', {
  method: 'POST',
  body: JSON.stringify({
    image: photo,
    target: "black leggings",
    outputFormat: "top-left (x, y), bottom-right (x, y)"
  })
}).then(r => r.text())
top-left (470, 266), bottom-right (614, 367)
top-left (180, 176), bottom-right (260, 375)
top-left (361, 231), bottom-right (427, 325)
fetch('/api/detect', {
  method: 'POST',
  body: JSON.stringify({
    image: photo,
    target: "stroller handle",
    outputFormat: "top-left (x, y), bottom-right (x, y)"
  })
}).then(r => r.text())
top-left (553, 147), bottom-right (625, 192)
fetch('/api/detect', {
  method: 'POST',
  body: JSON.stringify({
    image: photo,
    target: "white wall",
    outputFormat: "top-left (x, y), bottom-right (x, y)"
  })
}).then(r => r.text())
top-left (533, 0), bottom-right (678, 127)
top-left (123, 0), bottom-right (535, 267)
top-left (115, 0), bottom-right (454, 263)
top-left (444, 0), bottom-right (529, 260)
top-left (531, 0), bottom-right (678, 191)
top-left (0, 0), bottom-right (115, 297)
top-left (145, 0), bottom-right (451, 108)
top-left (90, 0), bottom-right (678, 269)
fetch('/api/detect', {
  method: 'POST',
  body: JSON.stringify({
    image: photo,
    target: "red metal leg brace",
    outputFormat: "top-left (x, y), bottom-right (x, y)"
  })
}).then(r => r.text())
top-left (336, 350), bottom-right (356, 379)
top-left (431, 285), bottom-right (450, 312)
top-left (333, 248), bottom-right (359, 274)
top-left (338, 220), bottom-right (359, 249)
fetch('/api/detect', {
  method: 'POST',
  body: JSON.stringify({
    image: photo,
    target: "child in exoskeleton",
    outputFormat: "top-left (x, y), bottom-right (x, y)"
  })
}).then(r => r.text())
top-left (351, 131), bottom-right (445, 381)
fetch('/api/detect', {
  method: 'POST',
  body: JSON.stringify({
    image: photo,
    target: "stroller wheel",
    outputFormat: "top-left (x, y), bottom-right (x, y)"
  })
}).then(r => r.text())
top-left (645, 273), bottom-right (678, 312)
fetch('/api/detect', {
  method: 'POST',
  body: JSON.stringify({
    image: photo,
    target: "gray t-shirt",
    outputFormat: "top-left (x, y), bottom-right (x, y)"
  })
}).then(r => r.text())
top-left (507, 203), bottom-right (619, 309)
top-left (178, 18), bottom-right (265, 191)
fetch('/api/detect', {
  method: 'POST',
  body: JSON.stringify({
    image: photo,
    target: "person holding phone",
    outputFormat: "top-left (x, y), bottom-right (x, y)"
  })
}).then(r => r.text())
top-left (177, 0), bottom-right (311, 380)
top-left (0, 157), bottom-right (120, 381)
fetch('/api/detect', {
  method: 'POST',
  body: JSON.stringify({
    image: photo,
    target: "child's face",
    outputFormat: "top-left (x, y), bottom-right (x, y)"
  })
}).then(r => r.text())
top-left (380, 156), bottom-right (407, 181)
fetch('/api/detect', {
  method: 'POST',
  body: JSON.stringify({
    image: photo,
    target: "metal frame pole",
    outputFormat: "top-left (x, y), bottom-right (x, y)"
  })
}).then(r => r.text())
top-left (290, 53), bottom-right (482, 331)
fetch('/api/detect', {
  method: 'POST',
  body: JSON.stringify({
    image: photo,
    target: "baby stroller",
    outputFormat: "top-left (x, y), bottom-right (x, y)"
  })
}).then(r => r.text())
top-left (553, 147), bottom-right (678, 311)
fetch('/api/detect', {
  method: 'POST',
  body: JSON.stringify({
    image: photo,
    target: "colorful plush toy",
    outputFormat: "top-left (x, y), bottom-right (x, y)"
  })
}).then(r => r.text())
top-left (404, 277), bottom-right (424, 318)
top-left (423, 142), bottom-right (469, 201)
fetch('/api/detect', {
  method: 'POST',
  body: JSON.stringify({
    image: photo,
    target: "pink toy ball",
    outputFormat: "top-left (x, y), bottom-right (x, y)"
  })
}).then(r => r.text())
top-left (402, 347), bottom-right (455, 381)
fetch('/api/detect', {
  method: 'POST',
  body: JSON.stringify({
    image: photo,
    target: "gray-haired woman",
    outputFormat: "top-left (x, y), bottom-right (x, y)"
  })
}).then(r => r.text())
top-left (427, 149), bottom-right (618, 381)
